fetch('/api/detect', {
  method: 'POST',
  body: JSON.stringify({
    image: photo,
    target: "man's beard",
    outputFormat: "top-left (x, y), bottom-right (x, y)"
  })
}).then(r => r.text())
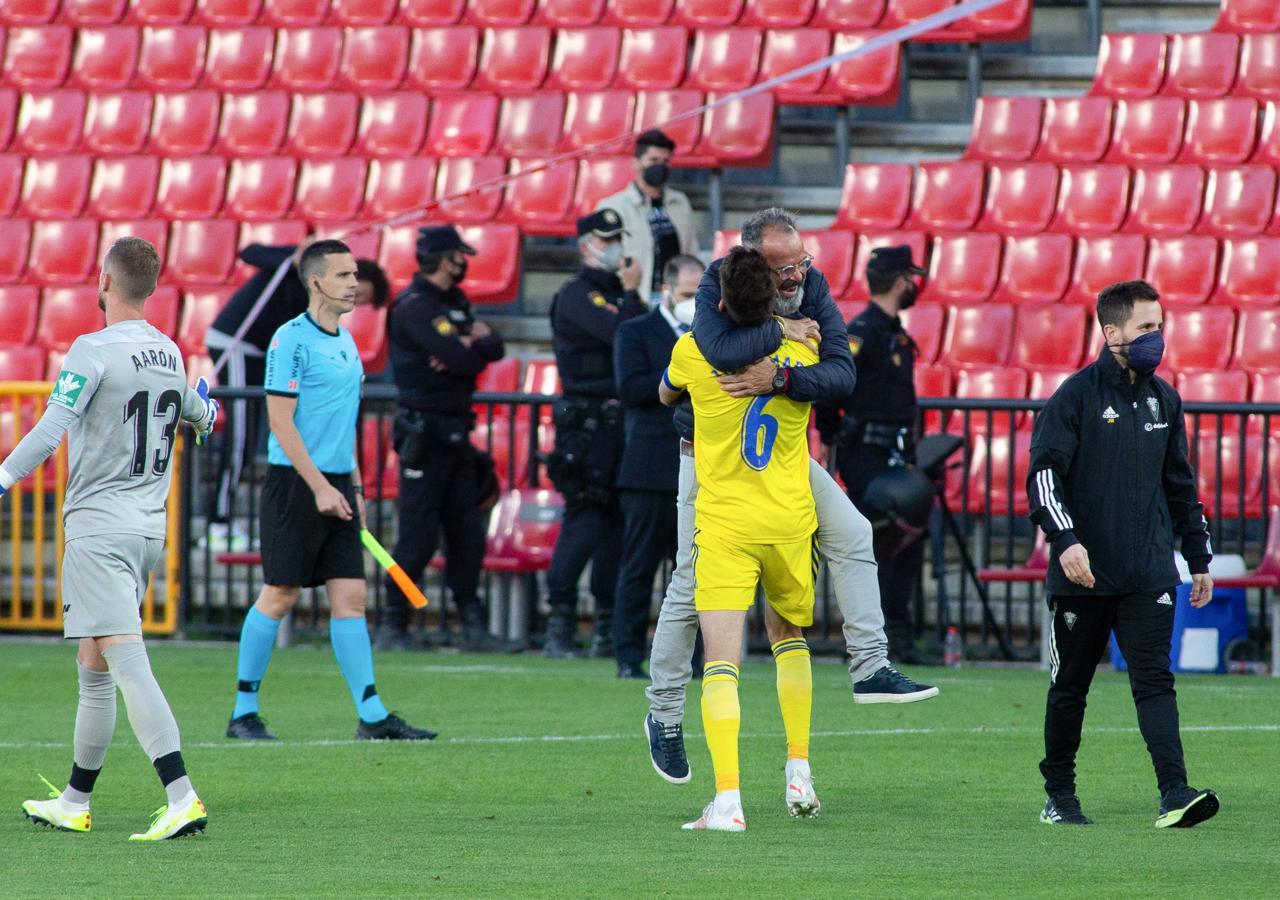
top-left (773, 284), bottom-right (804, 316)
top-left (98, 292), bottom-right (106, 312)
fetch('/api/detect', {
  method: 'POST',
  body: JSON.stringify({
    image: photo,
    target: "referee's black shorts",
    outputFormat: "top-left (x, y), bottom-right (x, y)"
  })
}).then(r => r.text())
top-left (260, 465), bottom-right (365, 588)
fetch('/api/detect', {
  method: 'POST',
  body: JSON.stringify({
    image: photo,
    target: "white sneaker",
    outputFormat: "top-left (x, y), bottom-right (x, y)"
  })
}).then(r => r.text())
top-left (785, 761), bottom-right (820, 818)
top-left (128, 793), bottom-right (207, 841)
top-left (682, 793), bottom-right (746, 832)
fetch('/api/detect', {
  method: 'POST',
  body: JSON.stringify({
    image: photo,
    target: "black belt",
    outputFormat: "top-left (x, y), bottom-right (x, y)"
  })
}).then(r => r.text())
top-left (862, 423), bottom-right (915, 452)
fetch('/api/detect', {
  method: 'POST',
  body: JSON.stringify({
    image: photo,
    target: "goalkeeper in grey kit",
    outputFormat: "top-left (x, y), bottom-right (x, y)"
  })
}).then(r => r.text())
top-left (12, 237), bottom-right (220, 841)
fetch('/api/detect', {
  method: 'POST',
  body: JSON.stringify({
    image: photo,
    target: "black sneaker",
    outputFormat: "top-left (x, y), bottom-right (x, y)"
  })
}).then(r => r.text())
top-left (644, 713), bottom-right (690, 784)
top-left (226, 712), bottom-right (277, 740)
top-left (852, 665), bottom-right (940, 704)
top-left (1040, 794), bottom-right (1093, 825)
top-left (355, 713), bottom-right (437, 741)
top-left (1156, 786), bottom-right (1219, 829)
top-left (617, 662), bottom-right (647, 680)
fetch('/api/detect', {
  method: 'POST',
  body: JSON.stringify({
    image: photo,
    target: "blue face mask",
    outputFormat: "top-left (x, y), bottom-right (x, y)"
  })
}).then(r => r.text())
top-left (1119, 330), bottom-right (1164, 375)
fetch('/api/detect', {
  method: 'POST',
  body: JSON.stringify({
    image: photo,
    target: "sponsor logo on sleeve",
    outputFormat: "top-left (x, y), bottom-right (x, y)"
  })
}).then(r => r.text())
top-left (50, 371), bottom-right (86, 409)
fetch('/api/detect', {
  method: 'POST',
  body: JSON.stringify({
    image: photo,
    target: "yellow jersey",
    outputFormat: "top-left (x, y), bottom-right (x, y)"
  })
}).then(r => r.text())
top-left (663, 332), bottom-right (818, 544)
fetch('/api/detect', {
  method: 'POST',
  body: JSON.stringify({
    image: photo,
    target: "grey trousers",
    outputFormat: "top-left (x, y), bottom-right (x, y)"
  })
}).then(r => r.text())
top-left (646, 454), bottom-right (889, 723)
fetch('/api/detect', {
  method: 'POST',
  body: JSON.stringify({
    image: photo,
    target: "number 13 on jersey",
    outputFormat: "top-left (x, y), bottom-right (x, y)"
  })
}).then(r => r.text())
top-left (740, 395), bottom-right (779, 470)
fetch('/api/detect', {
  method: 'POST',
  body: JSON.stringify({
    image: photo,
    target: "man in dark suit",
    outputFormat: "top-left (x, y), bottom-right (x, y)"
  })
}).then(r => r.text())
top-left (611, 255), bottom-right (703, 679)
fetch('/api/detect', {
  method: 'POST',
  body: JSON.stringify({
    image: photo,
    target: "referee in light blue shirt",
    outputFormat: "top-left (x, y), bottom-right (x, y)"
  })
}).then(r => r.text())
top-left (225, 239), bottom-right (435, 742)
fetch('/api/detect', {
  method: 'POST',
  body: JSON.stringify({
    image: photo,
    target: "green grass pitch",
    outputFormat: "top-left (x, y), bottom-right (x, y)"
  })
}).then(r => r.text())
top-left (3, 640), bottom-right (1276, 898)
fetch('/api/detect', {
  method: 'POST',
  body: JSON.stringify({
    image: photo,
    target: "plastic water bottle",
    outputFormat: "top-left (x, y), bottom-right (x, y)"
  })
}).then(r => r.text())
top-left (944, 627), bottom-right (962, 668)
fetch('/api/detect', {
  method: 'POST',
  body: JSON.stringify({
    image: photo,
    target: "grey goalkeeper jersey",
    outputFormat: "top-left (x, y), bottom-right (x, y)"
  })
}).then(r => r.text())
top-left (0, 320), bottom-right (211, 541)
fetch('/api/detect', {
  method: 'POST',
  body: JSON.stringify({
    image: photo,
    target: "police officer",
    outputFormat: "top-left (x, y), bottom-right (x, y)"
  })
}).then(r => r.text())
top-left (378, 225), bottom-right (508, 652)
top-left (816, 245), bottom-right (929, 664)
top-left (544, 209), bottom-right (647, 658)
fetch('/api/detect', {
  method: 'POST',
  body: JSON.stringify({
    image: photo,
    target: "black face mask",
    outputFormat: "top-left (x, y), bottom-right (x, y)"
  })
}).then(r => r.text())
top-left (641, 163), bottom-right (670, 188)
top-left (450, 258), bottom-right (468, 285)
top-left (898, 281), bottom-right (918, 310)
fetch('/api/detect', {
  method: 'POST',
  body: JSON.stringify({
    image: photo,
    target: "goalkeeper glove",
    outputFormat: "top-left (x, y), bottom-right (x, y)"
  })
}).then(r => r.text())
top-left (194, 376), bottom-right (219, 446)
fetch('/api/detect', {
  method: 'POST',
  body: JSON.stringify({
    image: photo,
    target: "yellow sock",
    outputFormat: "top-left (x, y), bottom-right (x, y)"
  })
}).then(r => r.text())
top-left (772, 638), bottom-right (812, 761)
top-left (700, 661), bottom-right (741, 793)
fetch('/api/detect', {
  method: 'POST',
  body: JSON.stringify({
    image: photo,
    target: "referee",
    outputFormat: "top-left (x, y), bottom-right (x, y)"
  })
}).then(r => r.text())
top-left (1028, 280), bottom-right (1218, 829)
top-left (225, 240), bottom-right (434, 741)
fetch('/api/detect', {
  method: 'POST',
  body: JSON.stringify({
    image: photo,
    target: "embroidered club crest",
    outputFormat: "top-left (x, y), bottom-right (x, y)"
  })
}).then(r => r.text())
top-left (1064, 612), bottom-right (1077, 631)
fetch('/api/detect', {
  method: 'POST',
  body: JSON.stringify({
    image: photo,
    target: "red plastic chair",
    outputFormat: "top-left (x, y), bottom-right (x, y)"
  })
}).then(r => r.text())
top-left (5, 0), bottom-right (65, 23)
top-left (831, 162), bottom-right (912, 232)
top-left (1089, 33), bottom-right (1167, 98)
top-left (68, 25), bottom-right (140, 89)
top-left (533, 0), bottom-right (605, 25)
top-left (14, 90), bottom-right (85, 155)
top-left (1200, 166), bottom-right (1276, 238)
top-left (600, 0), bottom-right (674, 25)
top-left (355, 93), bottom-right (427, 156)
top-left (1213, 238), bottom-right (1280, 307)
top-left (156, 156), bottom-right (226, 219)
top-left (215, 91), bottom-right (288, 155)
top-left (1105, 97), bottom-right (1186, 164)
top-left (614, 26), bottom-right (686, 90)
top-left (135, 25), bottom-right (206, 90)
top-left (1216, 0), bottom-right (1280, 34)
top-left (953, 364), bottom-right (1028, 436)
top-left (88, 156), bottom-right (159, 219)
top-left (0, 154), bottom-right (20, 216)
top-left (203, 26), bottom-right (273, 90)
top-left (899, 303), bottom-right (944, 365)
top-left (1010, 303), bottom-right (1087, 371)
top-left (424, 93), bottom-right (498, 157)
top-left (545, 26), bottom-right (619, 92)
top-left (493, 93), bottom-right (565, 158)
top-left (457, 224), bottom-right (520, 304)
top-left (1063, 235), bottom-right (1147, 305)
top-left (499, 159), bottom-right (577, 236)
top-left (363, 157), bottom-right (435, 221)
top-left (166, 219), bottom-right (238, 285)
top-left (1179, 370), bottom-right (1249, 408)
top-left (224, 158), bottom-right (296, 221)
top-left (943, 304), bottom-right (1014, 369)
top-left (964, 431), bottom-right (1033, 517)
top-left (26, 221), bottom-right (99, 286)
top-left (463, 0), bottom-right (536, 26)
top-left (261, 0), bottom-right (332, 26)
top-left (975, 162), bottom-right (1058, 236)
top-left (294, 158), bottom-right (367, 222)
top-left (346, 302), bottom-right (387, 371)
top-left (1122, 165), bottom-right (1206, 236)
top-left (1252, 101), bottom-right (1280, 167)
top-left (802, 230), bottom-right (854, 299)
top-left (177, 287), bottom-right (231, 356)
top-left (921, 234), bottom-right (1001, 306)
top-left (693, 92), bottom-right (774, 167)
top-left (811, 0), bottom-right (882, 28)
top-left (571, 156), bottom-right (634, 218)
top-left (3, 26), bottom-right (73, 89)
top-left (1178, 98), bottom-right (1259, 165)
top-left (1194, 433), bottom-right (1262, 520)
top-left (827, 31), bottom-right (901, 106)
top-left (149, 91), bottom-right (219, 155)
top-left (1033, 96), bottom-right (1113, 163)
top-left (560, 90), bottom-right (635, 154)
top-left (905, 161), bottom-right (985, 234)
top-left (434, 156), bottom-right (506, 224)
top-left (101, 220), bottom-right (169, 271)
top-left (83, 91), bottom-right (152, 154)
top-left (633, 89), bottom-right (705, 164)
top-left (329, 0), bottom-right (399, 24)
top-left (0, 288), bottom-right (39, 344)
top-left (1162, 306), bottom-right (1236, 372)
top-left (947, 0), bottom-right (1030, 42)
top-left (977, 529), bottom-right (1048, 583)
top-left (992, 234), bottom-right (1073, 305)
top-left (37, 286), bottom-right (102, 351)
top-left (1046, 164), bottom-right (1130, 236)
top-left (337, 25), bottom-right (409, 90)
top-left (757, 29), bottom-right (834, 104)
top-left (20, 156), bottom-right (92, 219)
top-left (1145, 236), bottom-right (1219, 307)
top-left (471, 26), bottom-right (550, 93)
top-left (482, 488), bottom-right (564, 573)
top-left (285, 93), bottom-right (358, 157)
top-left (914, 361), bottom-right (950, 434)
top-left (1236, 309), bottom-right (1280, 372)
top-left (269, 27), bottom-right (341, 91)
top-left (405, 26), bottom-right (478, 91)
top-left (0, 220), bottom-right (32, 283)
top-left (846, 230), bottom-right (927, 303)
top-left (1237, 34), bottom-right (1280, 102)
top-left (963, 96), bottom-right (1042, 162)
top-left (711, 229), bottom-right (740, 258)
top-left (1023, 368), bottom-right (1075, 431)
top-left (1161, 32), bottom-right (1239, 99)
top-left (60, 0), bottom-right (132, 23)
top-left (398, 0), bottom-right (465, 25)
top-left (192, 0), bottom-right (263, 25)
top-left (880, 0), bottom-right (951, 33)
top-left (686, 28), bottom-right (762, 93)
top-left (741, 0), bottom-right (814, 26)
top-left (672, 0), bottom-right (744, 27)
top-left (0, 91), bottom-right (15, 151)
top-left (375, 224), bottom-right (417, 286)
top-left (143, 286), bottom-right (180, 338)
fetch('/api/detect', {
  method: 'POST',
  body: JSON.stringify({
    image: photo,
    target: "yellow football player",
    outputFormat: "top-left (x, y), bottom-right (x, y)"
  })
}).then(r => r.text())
top-left (659, 245), bottom-right (821, 833)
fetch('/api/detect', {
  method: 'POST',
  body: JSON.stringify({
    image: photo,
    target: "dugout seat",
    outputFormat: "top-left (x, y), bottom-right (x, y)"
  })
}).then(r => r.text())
top-left (285, 93), bottom-right (358, 157)
top-left (1179, 98), bottom-right (1259, 165)
top-left (424, 92), bottom-right (498, 157)
top-left (1234, 309), bottom-right (1280, 372)
top-left (3, 26), bottom-right (72, 90)
top-left (1063, 235), bottom-right (1146, 305)
top-left (363, 157), bottom-right (435, 221)
top-left (1200, 166), bottom-right (1276, 238)
top-left (355, 93), bottom-right (427, 156)
top-left (215, 90), bottom-right (288, 156)
top-left (600, 0), bottom-right (673, 25)
top-left (846, 230), bottom-right (927, 302)
top-left (1162, 307), bottom-right (1236, 372)
top-left (68, 25), bottom-right (140, 89)
top-left (398, 0), bottom-right (466, 25)
top-left (963, 96), bottom-right (1042, 162)
top-left (953, 365), bottom-right (1028, 436)
top-left (614, 26), bottom-right (686, 90)
top-left (1010, 303), bottom-right (1086, 371)
top-left (921, 234), bottom-right (1001, 305)
top-left (942, 304), bottom-right (1014, 369)
top-left (1145, 236), bottom-right (1219, 307)
top-left (405, 26), bottom-right (479, 91)
top-left (1216, 0), bottom-right (1280, 34)
top-left (0, 220), bottom-right (31, 283)
top-left (156, 156), bottom-right (226, 219)
top-left (826, 31), bottom-right (901, 105)
top-left (294, 158), bottom-right (367, 222)
top-left (1046, 164), bottom-right (1130, 236)
top-left (493, 93), bottom-right (565, 158)
top-left (1089, 33), bottom-right (1167, 98)
top-left (914, 362), bottom-right (950, 434)
top-left (203, 26), bottom-right (273, 90)
top-left (811, 0), bottom-right (883, 28)
top-left (686, 28), bottom-right (762, 93)
top-left (38, 286), bottom-right (101, 351)
top-left (899, 303), bottom-right (945, 366)
top-left (1122, 165), bottom-right (1205, 236)
top-left (545, 26), bottom-right (619, 92)
top-left (757, 29), bottom-right (833, 104)
top-left (14, 90), bottom-right (85, 155)
top-left (1161, 32), bottom-right (1238, 99)
top-left (88, 156), bottom-right (159, 219)
top-left (463, 0), bottom-right (536, 26)
top-left (471, 26), bottom-right (550, 93)
top-left (150, 90), bottom-right (219, 155)
top-left (329, 0), bottom-right (399, 24)
top-left (458, 224), bottom-right (520, 304)
top-left (1236, 34), bottom-right (1280, 102)
top-left (1033, 96), bottom-right (1113, 163)
top-left (976, 530), bottom-right (1048, 583)
top-left (634, 89), bottom-right (705, 164)
top-left (905, 161), bottom-right (985, 233)
top-left (82, 91), bottom-right (152, 155)
top-left (991, 234), bottom-right (1072, 305)
top-left (177, 287), bottom-right (231, 357)
top-left (166, 219), bottom-right (238, 285)
top-left (1212, 238), bottom-right (1280, 307)
top-left (694, 93), bottom-right (774, 166)
top-left (975, 162), bottom-right (1058, 236)
top-left (533, 0), bottom-right (605, 26)
top-left (1105, 98), bottom-right (1186, 165)
top-left (499, 159), bottom-right (576, 234)
top-left (20, 156), bottom-right (91, 219)
top-left (434, 156), bottom-right (505, 224)
top-left (269, 27), bottom-right (341, 91)
top-left (135, 25), bottom-right (206, 90)
top-left (0, 289), bottom-right (39, 346)
top-left (482, 488), bottom-right (564, 577)
top-left (224, 157), bottom-right (295, 221)
top-left (831, 162), bottom-right (912, 232)
top-left (560, 90), bottom-right (635, 154)
top-left (338, 25), bottom-right (409, 91)
top-left (26, 220), bottom-right (99, 286)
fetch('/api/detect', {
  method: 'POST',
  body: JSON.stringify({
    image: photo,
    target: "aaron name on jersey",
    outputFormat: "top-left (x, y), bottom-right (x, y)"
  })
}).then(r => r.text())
top-left (130, 348), bottom-right (181, 374)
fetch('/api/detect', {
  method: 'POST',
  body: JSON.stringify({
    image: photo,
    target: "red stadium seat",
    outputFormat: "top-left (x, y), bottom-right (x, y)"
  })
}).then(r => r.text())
top-left (1161, 32), bottom-right (1238, 99)
top-left (572, 156), bottom-right (634, 218)
top-left (1105, 97), bottom-right (1186, 164)
top-left (1237, 35), bottom-right (1280, 102)
top-left (355, 93), bottom-right (427, 156)
top-left (285, 93), bottom-right (357, 157)
top-left (136, 25), bottom-right (206, 90)
top-left (166, 220), bottom-right (237, 285)
top-left (37, 287), bottom-right (102, 352)
top-left (1216, 0), bottom-right (1280, 34)
top-left (545, 26), bottom-right (619, 92)
top-left (712, 229), bottom-right (740, 258)
top-left (203, 26), bottom-right (273, 90)
top-left (375, 224), bottom-right (417, 285)
top-left (0, 154), bottom-right (20, 216)
top-left (0, 91), bottom-right (14, 151)
top-left (1162, 306), bottom-right (1236, 372)
top-left (294, 158), bottom-right (367, 222)
top-left (494, 93), bottom-right (565, 158)
top-left (499, 159), bottom-right (576, 235)
top-left (560, 90), bottom-right (634, 154)
top-left (1145, 236), bottom-right (1219, 307)
top-left (424, 92), bottom-right (497, 157)
top-left (231, 221), bottom-right (308, 281)
top-left (1047, 164), bottom-right (1130, 236)
top-left (457, 224), bottom-right (520, 303)
top-left (694, 92), bottom-right (774, 167)
top-left (193, 0), bottom-right (263, 25)
top-left (1025, 367), bottom-right (1075, 430)
top-left (600, 0), bottom-right (673, 25)
top-left (880, 0), bottom-right (951, 32)
top-left (634, 89), bottom-right (705, 164)
top-left (149, 91), bottom-right (219, 155)
top-left (216, 90), bottom-right (288, 155)
top-left (803, 230), bottom-right (854, 299)
top-left (20, 156), bottom-right (91, 219)
top-left (14, 90), bottom-right (85, 155)
top-left (88, 156), bottom-right (159, 219)
top-left (143, 286), bottom-right (180, 338)
top-left (225, 158), bottom-right (296, 221)
top-left (82, 91), bottom-right (152, 154)
top-left (464, 0), bottom-right (535, 26)
top-left (471, 26), bottom-right (550, 93)
top-left (362, 157), bottom-right (435, 220)
top-left (811, 0), bottom-right (882, 27)
top-left (1123, 165), bottom-right (1205, 236)
top-left (942, 303), bottom-right (1013, 369)
top-left (964, 432), bottom-right (1033, 517)
top-left (1179, 370), bottom-right (1249, 406)
top-left (975, 162), bottom-right (1058, 236)
top-left (672, 0), bottom-right (744, 27)
top-left (1213, 238), bottom-right (1280, 307)
top-left (345, 302), bottom-right (387, 371)
top-left (948, 0), bottom-right (1030, 42)
top-left (1179, 98), bottom-right (1259, 165)
top-left (757, 29), bottom-right (834, 104)
top-left (899, 303), bottom-right (944, 365)
top-left (1252, 101), bottom-right (1280, 167)
top-left (533, 0), bottom-right (605, 26)
top-left (1200, 166), bottom-right (1276, 238)
top-left (1033, 96), bottom-right (1113, 163)
top-left (741, 0), bottom-right (814, 26)
top-left (60, 0), bottom-right (129, 22)
top-left (177, 287), bottom-right (230, 356)
top-left (905, 161), bottom-right (984, 233)
top-left (914, 361), bottom-right (950, 434)
top-left (0, 220), bottom-right (31, 283)
top-left (992, 234), bottom-right (1072, 305)
top-left (156, 156), bottom-right (225, 219)
top-left (67, 25), bottom-right (140, 89)
top-left (831, 163), bottom-right (911, 232)
top-left (827, 31), bottom-right (900, 105)
top-left (0, 339), bottom-right (43, 373)
top-left (270, 27), bottom-right (341, 91)
top-left (953, 365), bottom-right (1028, 436)
top-left (101, 220), bottom-right (168, 270)
top-left (26, 220), bottom-right (99, 285)
top-left (1089, 33), bottom-right (1167, 98)
top-left (329, 0), bottom-right (399, 24)
top-left (614, 26), bottom-right (687, 90)
top-left (261, 0), bottom-right (331, 26)
top-left (964, 96), bottom-right (1042, 162)
top-left (2, 0), bottom-right (60, 23)
top-left (3, 27), bottom-right (72, 89)
top-left (338, 26), bottom-right (409, 90)
top-left (434, 156), bottom-right (506, 224)
top-left (686, 28), bottom-right (761, 93)
top-left (922, 234), bottom-right (1001, 306)
top-left (405, 26), bottom-right (478, 91)
top-left (1064, 235), bottom-right (1146, 305)
top-left (1195, 433), bottom-right (1263, 520)
top-left (398, 0), bottom-right (465, 24)
top-left (1236, 308), bottom-right (1280, 372)
top-left (846, 230), bottom-right (927, 303)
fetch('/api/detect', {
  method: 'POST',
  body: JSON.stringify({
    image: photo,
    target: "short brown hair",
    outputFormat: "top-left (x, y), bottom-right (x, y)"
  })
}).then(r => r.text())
top-left (1097, 279), bottom-right (1160, 330)
top-left (719, 246), bottom-right (775, 327)
top-left (298, 239), bottom-right (352, 289)
top-left (104, 237), bottom-right (161, 303)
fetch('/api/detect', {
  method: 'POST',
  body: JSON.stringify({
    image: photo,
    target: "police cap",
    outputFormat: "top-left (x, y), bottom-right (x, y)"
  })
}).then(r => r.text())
top-left (577, 208), bottom-right (626, 240)
top-left (416, 225), bottom-right (477, 259)
top-left (866, 245), bottom-right (926, 277)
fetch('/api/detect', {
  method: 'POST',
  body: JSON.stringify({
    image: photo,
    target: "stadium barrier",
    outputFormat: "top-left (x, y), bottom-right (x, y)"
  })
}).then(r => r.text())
top-left (0, 381), bottom-right (183, 635)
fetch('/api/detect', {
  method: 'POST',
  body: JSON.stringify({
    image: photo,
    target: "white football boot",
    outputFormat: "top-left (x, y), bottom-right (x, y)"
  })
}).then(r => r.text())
top-left (682, 791), bottom-right (747, 832)
top-left (785, 760), bottom-right (820, 818)
top-left (22, 776), bottom-right (91, 833)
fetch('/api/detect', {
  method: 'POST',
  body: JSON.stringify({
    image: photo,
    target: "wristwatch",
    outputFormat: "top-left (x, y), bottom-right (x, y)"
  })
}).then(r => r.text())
top-left (772, 365), bottom-right (788, 394)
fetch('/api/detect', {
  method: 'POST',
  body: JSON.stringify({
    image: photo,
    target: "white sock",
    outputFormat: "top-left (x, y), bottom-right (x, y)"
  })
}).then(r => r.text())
top-left (786, 758), bottom-right (811, 780)
top-left (714, 789), bottom-right (742, 810)
top-left (165, 776), bottom-right (195, 806)
top-left (58, 790), bottom-right (90, 810)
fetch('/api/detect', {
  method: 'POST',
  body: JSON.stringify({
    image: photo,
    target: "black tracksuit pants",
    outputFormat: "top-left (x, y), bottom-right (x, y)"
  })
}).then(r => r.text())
top-left (612, 489), bottom-right (677, 667)
top-left (1041, 589), bottom-right (1189, 797)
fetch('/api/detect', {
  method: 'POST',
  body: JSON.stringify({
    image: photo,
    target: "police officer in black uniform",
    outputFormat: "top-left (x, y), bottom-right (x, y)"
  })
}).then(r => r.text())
top-left (544, 209), bottom-right (648, 658)
top-left (378, 225), bottom-right (508, 652)
top-left (816, 245), bottom-right (929, 663)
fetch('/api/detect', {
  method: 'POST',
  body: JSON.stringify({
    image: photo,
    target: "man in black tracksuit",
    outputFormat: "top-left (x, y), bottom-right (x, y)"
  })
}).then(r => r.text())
top-left (1027, 280), bottom-right (1219, 830)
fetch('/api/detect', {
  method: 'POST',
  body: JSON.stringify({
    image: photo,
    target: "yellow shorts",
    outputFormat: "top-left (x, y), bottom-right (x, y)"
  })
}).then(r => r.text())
top-left (692, 530), bottom-right (817, 626)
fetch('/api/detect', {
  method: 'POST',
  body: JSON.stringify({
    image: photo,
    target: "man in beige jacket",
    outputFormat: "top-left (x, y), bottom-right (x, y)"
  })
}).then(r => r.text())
top-left (596, 129), bottom-right (700, 304)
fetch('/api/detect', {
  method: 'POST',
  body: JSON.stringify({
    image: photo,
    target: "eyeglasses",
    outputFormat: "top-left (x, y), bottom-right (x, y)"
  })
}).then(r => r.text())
top-left (770, 255), bottom-right (814, 281)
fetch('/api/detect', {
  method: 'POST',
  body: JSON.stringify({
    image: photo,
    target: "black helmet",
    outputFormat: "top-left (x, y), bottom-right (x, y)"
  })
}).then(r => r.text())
top-left (861, 465), bottom-right (935, 559)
